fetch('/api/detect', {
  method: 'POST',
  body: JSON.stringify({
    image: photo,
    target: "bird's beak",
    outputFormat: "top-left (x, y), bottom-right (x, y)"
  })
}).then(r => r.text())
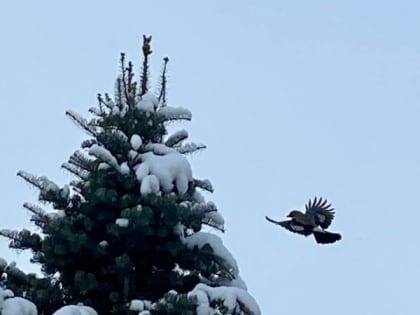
top-left (286, 213), bottom-right (292, 218)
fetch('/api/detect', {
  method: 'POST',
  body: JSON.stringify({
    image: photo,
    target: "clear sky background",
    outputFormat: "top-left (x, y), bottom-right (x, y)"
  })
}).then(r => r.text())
top-left (1, 1), bottom-right (419, 314)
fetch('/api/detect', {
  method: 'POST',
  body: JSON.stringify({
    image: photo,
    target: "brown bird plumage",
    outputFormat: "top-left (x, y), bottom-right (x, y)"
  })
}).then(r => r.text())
top-left (266, 197), bottom-right (341, 244)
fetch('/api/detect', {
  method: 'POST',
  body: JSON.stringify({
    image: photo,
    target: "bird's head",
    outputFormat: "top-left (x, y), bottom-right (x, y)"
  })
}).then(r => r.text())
top-left (287, 210), bottom-right (302, 218)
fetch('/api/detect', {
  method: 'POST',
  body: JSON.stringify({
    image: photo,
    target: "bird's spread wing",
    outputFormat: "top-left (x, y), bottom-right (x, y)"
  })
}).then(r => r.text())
top-left (265, 216), bottom-right (313, 236)
top-left (305, 197), bottom-right (335, 229)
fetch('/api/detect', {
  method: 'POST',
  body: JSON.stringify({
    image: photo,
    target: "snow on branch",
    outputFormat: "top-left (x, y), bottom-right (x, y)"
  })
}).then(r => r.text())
top-left (183, 200), bottom-right (224, 231)
top-left (23, 203), bottom-right (48, 226)
top-left (88, 106), bottom-right (104, 117)
top-left (65, 110), bottom-right (97, 136)
top-left (189, 283), bottom-right (261, 315)
top-left (144, 143), bottom-right (176, 155)
top-left (184, 232), bottom-right (239, 278)
top-left (23, 203), bottom-right (46, 217)
top-left (202, 212), bottom-right (225, 232)
top-left (69, 150), bottom-right (95, 172)
top-left (191, 202), bottom-right (218, 214)
top-left (81, 139), bottom-right (97, 149)
top-left (135, 151), bottom-right (193, 195)
top-left (158, 106), bottom-right (192, 121)
top-left (62, 163), bottom-right (89, 179)
top-left (130, 134), bottom-right (142, 151)
top-left (103, 93), bottom-right (116, 109)
top-left (0, 287), bottom-right (38, 315)
top-left (53, 304), bottom-right (98, 315)
top-left (165, 129), bottom-right (189, 147)
top-left (0, 229), bottom-right (21, 242)
top-left (17, 171), bottom-right (62, 195)
top-left (113, 129), bottom-right (129, 144)
top-left (18, 172), bottom-right (71, 207)
top-left (17, 171), bottom-right (43, 189)
top-left (136, 93), bottom-right (159, 112)
top-left (89, 144), bottom-right (120, 172)
top-left (194, 179), bottom-right (214, 193)
top-left (176, 143), bottom-right (206, 154)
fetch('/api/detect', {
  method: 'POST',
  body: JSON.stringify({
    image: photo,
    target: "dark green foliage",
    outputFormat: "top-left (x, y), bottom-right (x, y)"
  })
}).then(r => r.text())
top-left (1, 36), bottom-right (231, 315)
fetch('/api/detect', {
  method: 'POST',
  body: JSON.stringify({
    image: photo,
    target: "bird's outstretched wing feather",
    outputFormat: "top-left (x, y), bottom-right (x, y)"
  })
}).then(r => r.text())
top-left (305, 197), bottom-right (335, 229)
top-left (265, 216), bottom-right (313, 236)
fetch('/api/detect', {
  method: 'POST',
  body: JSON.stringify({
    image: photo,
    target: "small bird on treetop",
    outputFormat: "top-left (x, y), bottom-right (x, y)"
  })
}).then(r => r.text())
top-left (265, 197), bottom-right (342, 244)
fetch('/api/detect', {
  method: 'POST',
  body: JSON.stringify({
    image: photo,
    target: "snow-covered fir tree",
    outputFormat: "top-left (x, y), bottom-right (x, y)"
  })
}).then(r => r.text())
top-left (0, 36), bottom-right (260, 315)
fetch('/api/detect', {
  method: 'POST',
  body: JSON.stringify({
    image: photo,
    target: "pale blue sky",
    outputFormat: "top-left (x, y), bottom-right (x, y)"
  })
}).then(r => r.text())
top-left (1, 1), bottom-right (420, 314)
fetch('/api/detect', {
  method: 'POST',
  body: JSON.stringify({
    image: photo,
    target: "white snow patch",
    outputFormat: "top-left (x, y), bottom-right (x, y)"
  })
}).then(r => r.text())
top-left (120, 104), bottom-right (129, 117)
top-left (130, 134), bottom-right (142, 151)
top-left (0, 289), bottom-right (37, 315)
top-left (135, 151), bottom-right (192, 195)
top-left (38, 176), bottom-right (59, 193)
top-left (193, 289), bottom-right (210, 315)
top-left (205, 212), bottom-right (225, 229)
top-left (128, 150), bottom-right (139, 161)
top-left (112, 106), bottom-right (120, 115)
top-left (0, 297), bottom-right (37, 315)
top-left (173, 223), bottom-right (185, 240)
top-left (116, 218), bottom-right (129, 228)
top-left (89, 145), bottom-right (120, 171)
top-left (98, 240), bottom-right (108, 248)
top-left (165, 129), bottom-right (188, 147)
top-left (218, 276), bottom-right (248, 290)
top-left (120, 162), bottom-right (130, 175)
top-left (193, 190), bottom-right (205, 203)
top-left (144, 143), bottom-right (176, 155)
top-left (136, 93), bottom-right (159, 112)
top-left (184, 232), bottom-right (238, 277)
top-left (52, 305), bottom-right (97, 315)
top-left (176, 142), bottom-right (206, 154)
top-left (190, 284), bottom-right (261, 315)
top-left (129, 300), bottom-right (144, 311)
top-left (98, 163), bottom-right (110, 171)
top-left (0, 258), bottom-right (7, 270)
top-left (59, 185), bottom-right (70, 199)
top-left (114, 130), bottom-right (128, 143)
top-left (158, 106), bottom-right (192, 120)
top-left (46, 210), bottom-right (66, 220)
top-left (140, 175), bottom-right (160, 195)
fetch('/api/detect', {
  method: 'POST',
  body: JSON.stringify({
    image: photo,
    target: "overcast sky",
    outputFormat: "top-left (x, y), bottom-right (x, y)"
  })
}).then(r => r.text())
top-left (1, 1), bottom-right (420, 314)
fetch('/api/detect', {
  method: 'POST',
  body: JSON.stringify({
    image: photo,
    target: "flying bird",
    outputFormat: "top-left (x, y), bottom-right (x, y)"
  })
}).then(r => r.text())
top-left (265, 197), bottom-right (341, 244)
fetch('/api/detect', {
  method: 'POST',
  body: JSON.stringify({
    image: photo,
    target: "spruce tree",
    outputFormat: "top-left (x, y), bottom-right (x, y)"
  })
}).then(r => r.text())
top-left (1, 36), bottom-right (260, 315)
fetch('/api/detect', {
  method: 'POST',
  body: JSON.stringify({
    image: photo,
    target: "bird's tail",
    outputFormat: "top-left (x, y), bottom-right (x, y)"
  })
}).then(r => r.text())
top-left (313, 230), bottom-right (341, 244)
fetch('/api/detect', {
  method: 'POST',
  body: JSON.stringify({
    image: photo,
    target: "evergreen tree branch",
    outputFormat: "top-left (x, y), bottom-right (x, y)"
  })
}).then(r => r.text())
top-left (140, 35), bottom-right (152, 96)
top-left (96, 93), bottom-right (104, 114)
top-left (81, 139), bottom-right (97, 149)
top-left (66, 110), bottom-right (97, 137)
top-left (17, 171), bottom-right (42, 189)
top-left (193, 179), bottom-right (214, 193)
top-left (120, 53), bottom-right (130, 106)
top-left (62, 163), bottom-right (89, 179)
top-left (69, 150), bottom-right (96, 172)
top-left (23, 202), bottom-right (47, 219)
top-left (89, 144), bottom-right (120, 171)
top-left (165, 129), bottom-right (188, 147)
top-left (176, 143), bottom-right (206, 154)
top-left (0, 229), bottom-right (22, 242)
top-left (158, 57), bottom-right (169, 105)
top-left (115, 76), bottom-right (124, 109)
top-left (157, 106), bottom-right (192, 121)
